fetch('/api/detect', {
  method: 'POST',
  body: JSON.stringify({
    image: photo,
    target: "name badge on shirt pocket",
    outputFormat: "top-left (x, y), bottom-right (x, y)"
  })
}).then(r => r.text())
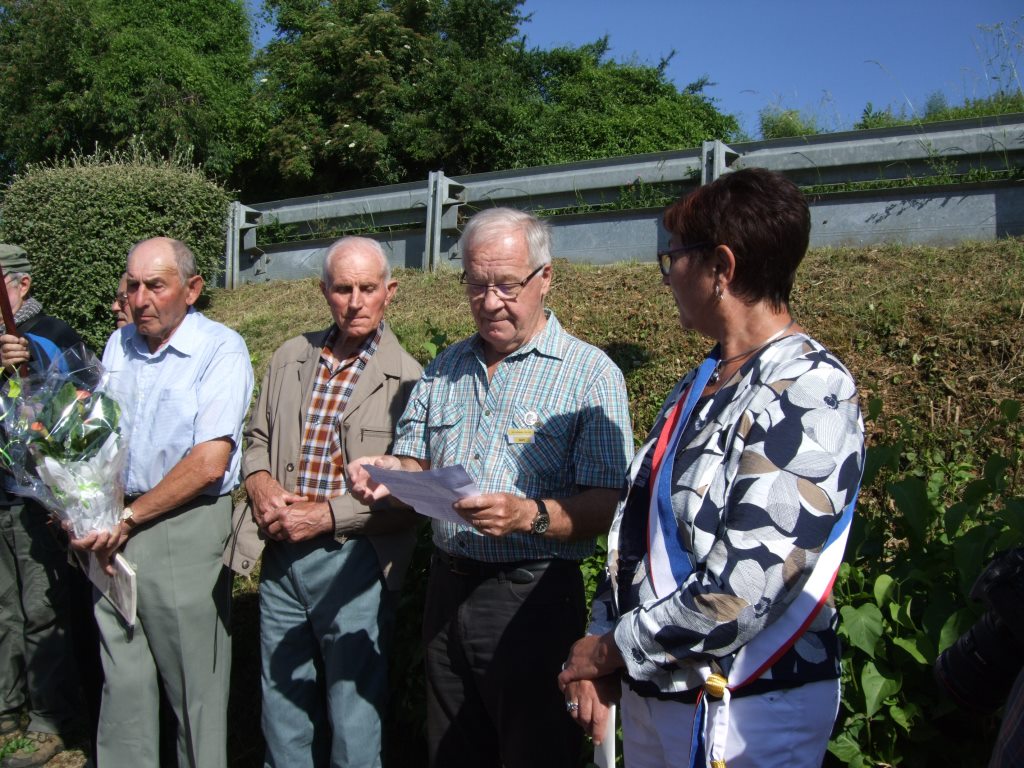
top-left (506, 428), bottom-right (535, 444)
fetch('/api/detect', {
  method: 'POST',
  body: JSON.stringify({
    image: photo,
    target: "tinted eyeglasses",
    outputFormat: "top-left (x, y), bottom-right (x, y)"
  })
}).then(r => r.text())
top-left (657, 242), bottom-right (711, 277)
top-left (460, 264), bottom-right (545, 301)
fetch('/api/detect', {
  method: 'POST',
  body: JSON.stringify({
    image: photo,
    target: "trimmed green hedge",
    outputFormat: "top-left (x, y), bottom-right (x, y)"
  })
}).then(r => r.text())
top-left (0, 148), bottom-right (231, 351)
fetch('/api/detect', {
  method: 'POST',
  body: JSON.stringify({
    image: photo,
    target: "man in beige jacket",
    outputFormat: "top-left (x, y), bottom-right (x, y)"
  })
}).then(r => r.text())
top-left (229, 237), bottom-right (422, 768)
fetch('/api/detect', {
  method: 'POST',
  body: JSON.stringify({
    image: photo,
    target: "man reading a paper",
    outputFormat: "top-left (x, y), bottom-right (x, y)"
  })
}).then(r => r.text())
top-left (348, 208), bottom-right (633, 768)
top-left (71, 237), bottom-right (253, 768)
top-left (229, 236), bottom-right (421, 767)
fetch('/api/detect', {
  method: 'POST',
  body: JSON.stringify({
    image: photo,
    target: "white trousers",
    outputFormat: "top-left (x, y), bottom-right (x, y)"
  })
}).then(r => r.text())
top-left (620, 678), bottom-right (840, 768)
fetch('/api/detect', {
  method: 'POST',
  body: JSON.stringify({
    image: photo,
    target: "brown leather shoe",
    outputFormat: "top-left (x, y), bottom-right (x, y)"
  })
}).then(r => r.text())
top-left (1, 731), bottom-right (64, 768)
top-left (0, 715), bottom-right (20, 738)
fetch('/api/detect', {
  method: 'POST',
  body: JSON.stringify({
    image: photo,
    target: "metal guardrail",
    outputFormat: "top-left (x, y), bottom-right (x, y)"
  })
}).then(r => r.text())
top-left (224, 113), bottom-right (1024, 287)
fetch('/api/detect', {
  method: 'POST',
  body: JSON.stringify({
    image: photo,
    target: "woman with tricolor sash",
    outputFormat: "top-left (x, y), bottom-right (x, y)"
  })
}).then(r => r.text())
top-left (558, 168), bottom-right (865, 767)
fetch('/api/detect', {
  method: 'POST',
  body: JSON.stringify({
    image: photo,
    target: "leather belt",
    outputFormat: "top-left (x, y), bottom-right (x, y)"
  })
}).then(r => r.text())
top-left (433, 548), bottom-right (562, 584)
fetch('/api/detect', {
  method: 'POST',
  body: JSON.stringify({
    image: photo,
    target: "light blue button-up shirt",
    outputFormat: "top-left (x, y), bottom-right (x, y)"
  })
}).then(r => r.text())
top-left (102, 308), bottom-right (254, 497)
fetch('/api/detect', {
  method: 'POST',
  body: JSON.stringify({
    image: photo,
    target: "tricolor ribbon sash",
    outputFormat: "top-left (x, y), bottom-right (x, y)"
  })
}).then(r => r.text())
top-left (644, 351), bottom-right (861, 767)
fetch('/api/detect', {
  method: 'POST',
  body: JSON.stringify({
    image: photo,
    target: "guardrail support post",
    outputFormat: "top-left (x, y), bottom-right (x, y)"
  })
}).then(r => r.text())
top-left (701, 140), bottom-right (740, 185)
top-left (425, 171), bottom-right (465, 271)
top-left (224, 201), bottom-right (261, 288)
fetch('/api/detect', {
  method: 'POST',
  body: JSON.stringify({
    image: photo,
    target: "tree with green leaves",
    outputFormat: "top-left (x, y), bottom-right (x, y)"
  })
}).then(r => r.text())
top-left (0, 0), bottom-right (255, 182)
top-left (250, 0), bottom-right (737, 198)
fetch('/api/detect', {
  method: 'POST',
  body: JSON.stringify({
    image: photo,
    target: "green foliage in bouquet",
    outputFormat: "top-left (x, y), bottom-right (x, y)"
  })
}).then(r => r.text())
top-left (25, 382), bottom-right (121, 463)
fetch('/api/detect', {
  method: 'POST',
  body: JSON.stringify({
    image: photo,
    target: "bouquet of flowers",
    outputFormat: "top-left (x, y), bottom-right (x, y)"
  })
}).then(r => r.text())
top-left (0, 344), bottom-right (129, 537)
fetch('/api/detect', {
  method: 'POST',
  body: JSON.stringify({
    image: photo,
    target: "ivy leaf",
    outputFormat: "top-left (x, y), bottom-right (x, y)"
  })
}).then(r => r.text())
top-left (827, 732), bottom-right (865, 764)
top-left (937, 607), bottom-right (977, 654)
top-left (893, 633), bottom-right (934, 665)
top-left (862, 660), bottom-right (901, 718)
top-left (888, 477), bottom-right (937, 546)
top-left (889, 702), bottom-right (917, 732)
top-left (840, 603), bottom-right (884, 659)
top-left (873, 574), bottom-right (895, 608)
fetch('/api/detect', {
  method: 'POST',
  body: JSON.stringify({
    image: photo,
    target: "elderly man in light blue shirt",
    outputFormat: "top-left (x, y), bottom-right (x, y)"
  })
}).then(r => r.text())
top-left (73, 237), bottom-right (253, 768)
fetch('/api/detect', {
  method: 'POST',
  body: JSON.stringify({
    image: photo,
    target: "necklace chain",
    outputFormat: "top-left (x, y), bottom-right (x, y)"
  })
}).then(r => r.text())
top-left (709, 319), bottom-right (797, 384)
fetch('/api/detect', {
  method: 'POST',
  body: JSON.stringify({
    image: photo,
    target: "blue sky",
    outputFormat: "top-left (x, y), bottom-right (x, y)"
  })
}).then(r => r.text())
top-left (519, 0), bottom-right (1023, 136)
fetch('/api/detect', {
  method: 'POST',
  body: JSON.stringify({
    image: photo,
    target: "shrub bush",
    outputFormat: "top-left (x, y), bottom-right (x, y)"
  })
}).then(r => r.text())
top-left (0, 144), bottom-right (231, 351)
top-left (829, 398), bottom-right (1022, 766)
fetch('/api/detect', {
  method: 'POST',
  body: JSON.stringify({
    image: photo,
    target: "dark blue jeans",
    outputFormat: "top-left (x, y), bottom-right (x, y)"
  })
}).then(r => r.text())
top-left (423, 551), bottom-right (585, 768)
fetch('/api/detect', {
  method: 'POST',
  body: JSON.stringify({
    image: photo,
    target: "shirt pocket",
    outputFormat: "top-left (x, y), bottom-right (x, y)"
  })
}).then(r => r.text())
top-left (425, 402), bottom-right (466, 466)
top-left (151, 387), bottom-right (198, 462)
top-left (503, 405), bottom-right (571, 491)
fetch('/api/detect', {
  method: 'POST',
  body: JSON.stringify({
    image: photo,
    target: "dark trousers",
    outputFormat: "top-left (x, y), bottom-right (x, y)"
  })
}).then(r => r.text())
top-left (0, 501), bottom-right (79, 735)
top-left (423, 550), bottom-right (585, 768)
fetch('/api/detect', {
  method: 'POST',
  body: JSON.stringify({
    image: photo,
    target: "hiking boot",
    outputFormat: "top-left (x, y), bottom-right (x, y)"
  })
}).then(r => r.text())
top-left (1, 731), bottom-right (64, 768)
top-left (0, 714), bottom-right (19, 738)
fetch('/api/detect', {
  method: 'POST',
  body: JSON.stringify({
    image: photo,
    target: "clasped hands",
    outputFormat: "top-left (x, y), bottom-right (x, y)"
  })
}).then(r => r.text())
top-left (345, 455), bottom-right (537, 536)
top-left (245, 471), bottom-right (333, 543)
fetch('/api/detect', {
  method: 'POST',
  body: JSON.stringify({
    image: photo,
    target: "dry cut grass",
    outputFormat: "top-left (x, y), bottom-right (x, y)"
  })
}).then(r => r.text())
top-left (208, 238), bottom-right (1024, 441)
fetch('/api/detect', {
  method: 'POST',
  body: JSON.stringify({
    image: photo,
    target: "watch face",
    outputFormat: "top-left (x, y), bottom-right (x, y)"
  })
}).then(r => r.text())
top-left (532, 515), bottom-right (550, 535)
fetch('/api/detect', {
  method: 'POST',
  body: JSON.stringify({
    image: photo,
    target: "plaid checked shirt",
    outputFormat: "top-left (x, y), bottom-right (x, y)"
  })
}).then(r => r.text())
top-left (392, 310), bottom-right (633, 562)
top-left (295, 322), bottom-right (383, 501)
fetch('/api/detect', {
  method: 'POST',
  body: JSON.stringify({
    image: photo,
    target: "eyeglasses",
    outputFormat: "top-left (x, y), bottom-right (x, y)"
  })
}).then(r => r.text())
top-left (115, 292), bottom-right (129, 308)
top-left (460, 264), bottom-right (545, 301)
top-left (657, 242), bottom-right (711, 277)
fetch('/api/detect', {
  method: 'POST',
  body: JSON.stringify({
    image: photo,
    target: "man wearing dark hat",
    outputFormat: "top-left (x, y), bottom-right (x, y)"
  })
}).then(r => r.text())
top-left (0, 244), bottom-right (84, 767)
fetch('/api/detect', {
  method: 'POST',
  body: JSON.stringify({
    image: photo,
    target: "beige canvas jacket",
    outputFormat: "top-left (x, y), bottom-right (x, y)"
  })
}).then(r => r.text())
top-left (224, 324), bottom-right (423, 591)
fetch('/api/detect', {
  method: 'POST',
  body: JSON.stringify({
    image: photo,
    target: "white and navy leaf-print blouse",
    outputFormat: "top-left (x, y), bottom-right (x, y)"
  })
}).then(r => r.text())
top-left (591, 334), bottom-right (865, 697)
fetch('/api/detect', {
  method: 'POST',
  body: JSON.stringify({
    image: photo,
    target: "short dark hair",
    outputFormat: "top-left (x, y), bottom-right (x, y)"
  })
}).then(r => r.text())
top-left (662, 167), bottom-right (810, 309)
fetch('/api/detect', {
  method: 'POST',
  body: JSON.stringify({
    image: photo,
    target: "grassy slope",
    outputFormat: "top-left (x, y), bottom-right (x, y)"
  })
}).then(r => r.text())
top-left (206, 239), bottom-right (1023, 766)
top-left (210, 239), bottom-right (1024, 442)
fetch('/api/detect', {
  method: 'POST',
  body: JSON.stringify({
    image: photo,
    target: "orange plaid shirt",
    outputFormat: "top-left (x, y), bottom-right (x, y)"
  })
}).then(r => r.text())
top-left (295, 323), bottom-right (383, 501)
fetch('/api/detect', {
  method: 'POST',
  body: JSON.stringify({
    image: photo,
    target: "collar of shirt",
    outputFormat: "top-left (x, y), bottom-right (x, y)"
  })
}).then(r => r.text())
top-left (320, 321), bottom-right (383, 375)
top-left (125, 307), bottom-right (200, 360)
top-left (470, 308), bottom-right (566, 364)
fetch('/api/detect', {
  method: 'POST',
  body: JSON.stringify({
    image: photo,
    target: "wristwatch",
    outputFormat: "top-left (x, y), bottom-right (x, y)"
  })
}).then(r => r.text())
top-left (120, 505), bottom-right (137, 530)
top-left (530, 499), bottom-right (550, 535)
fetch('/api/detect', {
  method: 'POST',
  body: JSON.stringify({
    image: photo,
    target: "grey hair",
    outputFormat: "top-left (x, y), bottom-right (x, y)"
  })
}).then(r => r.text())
top-left (127, 237), bottom-right (197, 285)
top-left (460, 208), bottom-right (552, 269)
top-left (322, 237), bottom-right (391, 283)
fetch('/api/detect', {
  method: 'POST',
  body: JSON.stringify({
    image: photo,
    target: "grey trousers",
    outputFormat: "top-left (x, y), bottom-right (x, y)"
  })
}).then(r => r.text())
top-left (94, 494), bottom-right (232, 768)
top-left (0, 500), bottom-right (78, 734)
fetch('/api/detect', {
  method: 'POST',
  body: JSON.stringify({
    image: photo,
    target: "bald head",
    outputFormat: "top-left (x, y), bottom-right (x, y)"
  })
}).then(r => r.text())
top-left (322, 237), bottom-right (390, 284)
top-left (319, 237), bottom-right (397, 352)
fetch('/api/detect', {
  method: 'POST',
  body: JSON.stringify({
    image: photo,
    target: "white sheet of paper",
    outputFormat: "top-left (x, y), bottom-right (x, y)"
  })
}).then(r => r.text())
top-left (594, 703), bottom-right (616, 767)
top-left (365, 464), bottom-right (481, 527)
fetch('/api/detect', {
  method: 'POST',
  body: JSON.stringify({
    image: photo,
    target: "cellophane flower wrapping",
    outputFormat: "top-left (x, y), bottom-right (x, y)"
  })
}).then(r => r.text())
top-left (0, 344), bottom-right (129, 537)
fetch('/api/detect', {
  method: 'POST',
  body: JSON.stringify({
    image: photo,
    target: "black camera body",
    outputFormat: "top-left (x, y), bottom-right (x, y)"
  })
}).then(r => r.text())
top-left (934, 547), bottom-right (1024, 712)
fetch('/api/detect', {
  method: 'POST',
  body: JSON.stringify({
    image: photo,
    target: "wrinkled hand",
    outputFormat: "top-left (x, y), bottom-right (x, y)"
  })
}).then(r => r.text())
top-left (71, 523), bottom-right (129, 576)
top-left (346, 455), bottom-right (401, 504)
top-left (558, 633), bottom-right (626, 687)
top-left (245, 471), bottom-right (306, 528)
top-left (261, 501), bottom-right (333, 543)
top-left (0, 334), bottom-right (29, 371)
top-left (452, 493), bottom-right (532, 537)
top-left (562, 676), bottom-right (620, 743)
